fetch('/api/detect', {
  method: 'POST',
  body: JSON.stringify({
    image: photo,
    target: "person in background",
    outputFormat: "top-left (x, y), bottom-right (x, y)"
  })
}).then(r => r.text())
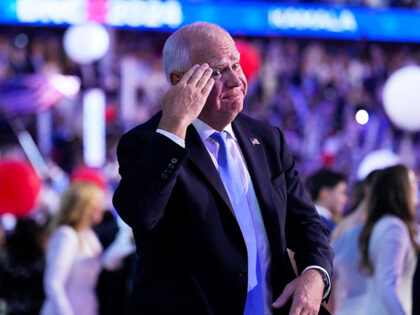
top-left (0, 218), bottom-right (45, 315)
top-left (94, 212), bottom-right (136, 315)
top-left (331, 170), bottom-right (380, 243)
top-left (413, 172), bottom-right (420, 315)
top-left (359, 165), bottom-right (419, 315)
top-left (329, 170), bottom-right (380, 314)
top-left (41, 182), bottom-right (106, 315)
top-left (306, 168), bottom-right (348, 233)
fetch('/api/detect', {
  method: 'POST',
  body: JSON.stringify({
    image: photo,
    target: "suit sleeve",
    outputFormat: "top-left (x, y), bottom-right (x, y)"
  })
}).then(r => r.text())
top-left (276, 128), bottom-right (334, 279)
top-left (112, 130), bottom-right (188, 233)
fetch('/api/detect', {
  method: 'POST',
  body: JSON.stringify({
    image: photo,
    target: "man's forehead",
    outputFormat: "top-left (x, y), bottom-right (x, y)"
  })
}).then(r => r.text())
top-left (190, 33), bottom-right (238, 61)
top-left (192, 48), bottom-right (240, 67)
top-left (208, 51), bottom-right (240, 68)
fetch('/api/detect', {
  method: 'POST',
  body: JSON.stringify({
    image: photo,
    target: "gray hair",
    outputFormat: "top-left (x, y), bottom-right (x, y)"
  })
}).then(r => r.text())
top-left (162, 22), bottom-right (232, 81)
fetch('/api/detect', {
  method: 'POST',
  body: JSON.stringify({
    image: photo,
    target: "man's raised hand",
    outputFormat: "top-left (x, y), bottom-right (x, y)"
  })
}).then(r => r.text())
top-left (158, 63), bottom-right (214, 139)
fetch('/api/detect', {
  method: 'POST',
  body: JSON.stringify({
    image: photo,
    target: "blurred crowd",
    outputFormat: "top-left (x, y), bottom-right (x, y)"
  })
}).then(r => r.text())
top-left (243, 38), bottom-right (420, 182)
top-left (0, 177), bottom-right (137, 315)
top-left (1, 27), bottom-right (420, 183)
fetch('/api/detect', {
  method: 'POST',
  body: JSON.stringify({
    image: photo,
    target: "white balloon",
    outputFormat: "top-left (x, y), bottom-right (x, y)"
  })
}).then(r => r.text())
top-left (383, 65), bottom-right (420, 132)
top-left (357, 149), bottom-right (400, 180)
top-left (63, 23), bottom-right (110, 65)
top-left (355, 109), bottom-right (369, 125)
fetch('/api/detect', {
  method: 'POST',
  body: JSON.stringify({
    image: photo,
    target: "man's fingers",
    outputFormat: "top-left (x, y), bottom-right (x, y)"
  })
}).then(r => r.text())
top-left (179, 64), bottom-right (200, 84)
top-left (187, 63), bottom-right (209, 85)
top-left (201, 77), bottom-right (214, 97)
top-left (289, 297), bottom-right (303, 315)
top-left (272, 281), bottom-right (295, 309)
top-left (196, 67), bottom-right (213, 89)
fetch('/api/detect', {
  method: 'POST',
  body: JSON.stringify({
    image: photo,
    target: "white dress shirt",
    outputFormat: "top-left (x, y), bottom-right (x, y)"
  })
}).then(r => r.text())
top-left (315, 204), bottom-right (333, 220)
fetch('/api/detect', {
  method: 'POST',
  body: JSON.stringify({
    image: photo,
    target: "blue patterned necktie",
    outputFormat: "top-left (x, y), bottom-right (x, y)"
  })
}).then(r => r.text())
top-left (210, 131), bottom-right (264, 315)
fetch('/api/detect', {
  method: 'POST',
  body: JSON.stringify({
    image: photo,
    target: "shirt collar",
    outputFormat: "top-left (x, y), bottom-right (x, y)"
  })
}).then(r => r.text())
top-left (315, 204), bottom-right (333, 220)
top-left (192, 119), bottom-right (237, 142)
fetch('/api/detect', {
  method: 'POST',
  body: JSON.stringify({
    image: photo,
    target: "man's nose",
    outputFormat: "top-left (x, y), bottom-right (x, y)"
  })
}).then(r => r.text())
top-left (224, 69), bottom-right (242, 88)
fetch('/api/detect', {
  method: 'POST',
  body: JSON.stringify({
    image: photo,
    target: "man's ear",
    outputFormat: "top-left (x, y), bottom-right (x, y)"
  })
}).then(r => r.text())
top-left (169, 72), bottom-right (183, 86)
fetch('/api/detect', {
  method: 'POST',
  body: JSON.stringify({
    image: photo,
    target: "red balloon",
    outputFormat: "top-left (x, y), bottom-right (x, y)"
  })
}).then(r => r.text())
top-left (105, 105), bottom-right (117, 123)
top-left (322, 152), bottom-right (336, 167)
top-left (71, 166), bottom-right (107, 190)
top-left (0, 160), bottom-right (41, 217)
top-left (236, 40), bottom-right (261, 81)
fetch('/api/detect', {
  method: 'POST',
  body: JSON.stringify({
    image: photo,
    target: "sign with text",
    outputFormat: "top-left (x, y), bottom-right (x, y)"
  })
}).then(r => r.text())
top-left (1, 0), bottom-right (420, 42)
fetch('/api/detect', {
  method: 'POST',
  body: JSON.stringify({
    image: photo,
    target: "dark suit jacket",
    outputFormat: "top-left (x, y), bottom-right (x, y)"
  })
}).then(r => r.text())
top-left (113, 112), bottom-right (334, 315)
top-left (319, 215), bottom-right (335, 235)
top-left (413, 255), bottom-right (420, 315)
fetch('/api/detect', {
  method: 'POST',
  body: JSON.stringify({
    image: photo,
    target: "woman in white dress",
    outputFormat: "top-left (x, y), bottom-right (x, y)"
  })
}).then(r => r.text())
top-left (41, 182), bottom-right (106, 315)
top-left (331, 170), bottom-right (380, 315)
top-left (332, 224), bottom-right (366, 315)
top-left (358, 165), bottom-right (419, 315)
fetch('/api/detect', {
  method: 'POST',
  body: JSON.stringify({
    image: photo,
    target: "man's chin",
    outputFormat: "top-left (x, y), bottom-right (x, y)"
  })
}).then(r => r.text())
top-left (199, 101), bottom-right (243, 129)
top-left (221, 97), bottom-right (243, 109)
top-left (222, 103), bottom-right (242, 117)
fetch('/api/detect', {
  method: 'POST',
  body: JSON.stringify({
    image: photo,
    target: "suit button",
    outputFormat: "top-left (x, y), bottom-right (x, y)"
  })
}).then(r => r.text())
top-left (168, 163), bottom-right (174, 169)
top-left (161, 173), bottom-right (168, 179)
top-left (171, 158), bottom-right (178, 163)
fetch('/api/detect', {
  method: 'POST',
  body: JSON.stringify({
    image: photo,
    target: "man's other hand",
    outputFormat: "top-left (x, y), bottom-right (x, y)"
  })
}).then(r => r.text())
top-left (272, 268), bottom-right (324, 315)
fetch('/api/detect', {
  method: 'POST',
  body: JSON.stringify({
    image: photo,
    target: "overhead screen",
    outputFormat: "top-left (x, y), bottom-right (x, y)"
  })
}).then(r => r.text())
top-left (2, 0), bottom-right (420, 42)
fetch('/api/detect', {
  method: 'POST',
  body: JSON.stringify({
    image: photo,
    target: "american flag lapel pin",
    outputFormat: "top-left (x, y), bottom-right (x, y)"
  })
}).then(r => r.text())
top-left (249, 137), bottom-right (260, 145)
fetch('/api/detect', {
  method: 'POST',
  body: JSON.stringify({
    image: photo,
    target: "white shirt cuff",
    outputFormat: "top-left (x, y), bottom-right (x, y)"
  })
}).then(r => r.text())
top-left (302, 265), bottom-right (331, 299)
top-left (156, 129), bottom-right (185, 148)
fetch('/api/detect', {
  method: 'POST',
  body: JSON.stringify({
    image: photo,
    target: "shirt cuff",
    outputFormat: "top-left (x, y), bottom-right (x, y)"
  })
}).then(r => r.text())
top-left (156, 129), bottom-right (185, 148)
top-left (302, 265), bottom-right (331, 299)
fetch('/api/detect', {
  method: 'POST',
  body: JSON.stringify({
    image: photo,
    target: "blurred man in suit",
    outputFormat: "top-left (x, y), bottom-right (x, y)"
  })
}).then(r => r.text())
top-left (306, 169), bottom-right (348, 234)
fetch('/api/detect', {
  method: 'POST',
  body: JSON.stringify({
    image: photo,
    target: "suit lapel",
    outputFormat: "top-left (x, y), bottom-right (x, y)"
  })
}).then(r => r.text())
top-left (232, 116), bottom-right (273, 211)
top-left (232, 116), bottom-right (280, 235)
top-left (185, 125), bottom-right (235, 215)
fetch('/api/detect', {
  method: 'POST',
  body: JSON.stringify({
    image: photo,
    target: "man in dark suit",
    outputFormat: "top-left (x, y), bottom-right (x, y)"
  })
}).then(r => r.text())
top-left (113, 22), bottom-right (334, 315)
